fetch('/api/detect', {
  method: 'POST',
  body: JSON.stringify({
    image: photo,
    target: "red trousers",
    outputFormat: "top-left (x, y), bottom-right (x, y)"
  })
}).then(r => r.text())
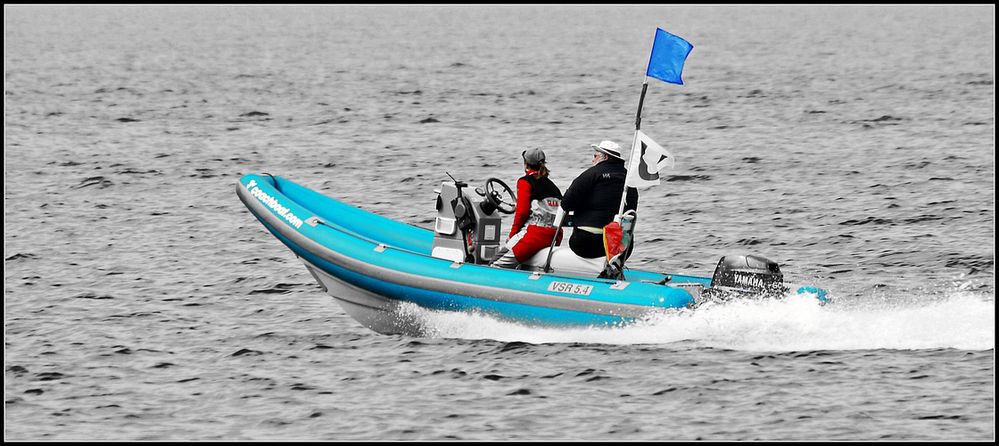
top-left (491, 225), bottom-right (564, 268)
top-left (510, 225), bottom-right (563, 262)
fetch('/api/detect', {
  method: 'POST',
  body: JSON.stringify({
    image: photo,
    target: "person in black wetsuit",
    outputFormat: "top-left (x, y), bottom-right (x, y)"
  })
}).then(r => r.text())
top-left (560, 140), bottom-right (639, 259)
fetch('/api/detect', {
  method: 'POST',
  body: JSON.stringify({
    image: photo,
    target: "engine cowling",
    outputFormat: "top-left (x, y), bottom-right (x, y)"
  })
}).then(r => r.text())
top-left (709, 254), bottom-right (785, 296)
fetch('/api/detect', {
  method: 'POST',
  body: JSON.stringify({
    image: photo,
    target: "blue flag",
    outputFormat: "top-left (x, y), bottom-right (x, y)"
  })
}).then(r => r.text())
top-left (646, 28), bottom-right (693, 85)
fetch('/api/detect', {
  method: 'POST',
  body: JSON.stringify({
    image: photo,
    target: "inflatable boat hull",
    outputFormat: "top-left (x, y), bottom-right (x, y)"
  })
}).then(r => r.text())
top-left (236, 174), bottom-right (707, 335)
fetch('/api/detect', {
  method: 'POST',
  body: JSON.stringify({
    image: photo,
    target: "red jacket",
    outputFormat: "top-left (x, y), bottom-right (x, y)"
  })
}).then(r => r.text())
top-left (509, 177), bottom-right (533, 238)
top-left (508, 174), bottom-right (563, 238)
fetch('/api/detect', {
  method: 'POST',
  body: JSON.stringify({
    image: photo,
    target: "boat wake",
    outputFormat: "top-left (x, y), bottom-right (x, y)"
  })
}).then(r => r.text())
top-left (398, 288), bottom-right (995, 351)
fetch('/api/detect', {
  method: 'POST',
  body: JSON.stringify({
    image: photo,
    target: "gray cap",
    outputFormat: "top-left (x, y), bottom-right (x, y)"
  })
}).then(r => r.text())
top-left (522, 147), bottom-right (546, 166)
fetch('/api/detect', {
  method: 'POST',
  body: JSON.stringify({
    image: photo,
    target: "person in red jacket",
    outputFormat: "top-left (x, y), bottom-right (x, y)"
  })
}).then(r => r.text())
top-left (490, 148), bottom-right (564, 269)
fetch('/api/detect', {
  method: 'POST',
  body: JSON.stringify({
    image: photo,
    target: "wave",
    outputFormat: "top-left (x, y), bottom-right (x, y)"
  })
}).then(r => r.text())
top-left (403, 289), bottom-right (995, 352)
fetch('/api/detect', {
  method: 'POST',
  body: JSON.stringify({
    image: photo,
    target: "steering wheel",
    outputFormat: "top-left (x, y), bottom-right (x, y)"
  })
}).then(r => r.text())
top-left (484, 178), bottom-right (516, 214)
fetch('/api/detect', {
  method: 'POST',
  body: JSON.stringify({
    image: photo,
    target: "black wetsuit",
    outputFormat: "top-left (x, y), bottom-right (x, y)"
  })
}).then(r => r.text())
top-left (560, 158), bottom-right (639, 258)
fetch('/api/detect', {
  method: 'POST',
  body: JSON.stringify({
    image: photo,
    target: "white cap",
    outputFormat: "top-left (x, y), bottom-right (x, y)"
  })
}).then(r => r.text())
top-left (590, 140), bottom-right (623, 160)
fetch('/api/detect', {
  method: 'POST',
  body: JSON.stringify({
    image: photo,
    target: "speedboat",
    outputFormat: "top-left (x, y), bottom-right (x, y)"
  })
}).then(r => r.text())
top-left (236, 173), bottom-right (828, 335)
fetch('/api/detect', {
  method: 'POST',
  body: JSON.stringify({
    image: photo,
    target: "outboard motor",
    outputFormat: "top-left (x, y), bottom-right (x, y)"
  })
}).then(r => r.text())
top-left (708, 254), bottom-right (786, 297)
top-left (431, 180), bottom-right (503, 264)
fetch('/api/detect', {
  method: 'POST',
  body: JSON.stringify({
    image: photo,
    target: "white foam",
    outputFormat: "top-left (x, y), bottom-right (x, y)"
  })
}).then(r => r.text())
top-left (402, 291), bottom-right (995, 351)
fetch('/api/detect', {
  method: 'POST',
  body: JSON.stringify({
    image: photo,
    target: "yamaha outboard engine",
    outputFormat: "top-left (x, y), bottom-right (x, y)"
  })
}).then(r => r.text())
top-left (708, 254), bottom-right (786, 297)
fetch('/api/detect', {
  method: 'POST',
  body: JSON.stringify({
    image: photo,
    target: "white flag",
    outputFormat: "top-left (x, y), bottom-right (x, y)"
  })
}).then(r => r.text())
top-left (625, 130), bottom-right (675, 188)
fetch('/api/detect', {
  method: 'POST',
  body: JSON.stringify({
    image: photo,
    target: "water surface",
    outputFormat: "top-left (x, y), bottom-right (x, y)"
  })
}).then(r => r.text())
top-left (4, 5), bottom-right (994, 441)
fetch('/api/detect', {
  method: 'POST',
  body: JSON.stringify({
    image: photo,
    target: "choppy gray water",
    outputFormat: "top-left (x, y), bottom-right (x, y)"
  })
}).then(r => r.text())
top-left (4, 5), bottom-right (994, 441)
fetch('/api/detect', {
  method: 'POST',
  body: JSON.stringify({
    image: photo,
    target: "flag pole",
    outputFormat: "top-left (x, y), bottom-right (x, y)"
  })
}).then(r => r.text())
top-left (617, 76), bottom-right (649, 217)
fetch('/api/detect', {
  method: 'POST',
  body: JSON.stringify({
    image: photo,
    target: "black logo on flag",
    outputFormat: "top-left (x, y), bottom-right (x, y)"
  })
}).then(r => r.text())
top-left (637, 141), bottom-right (670, 181)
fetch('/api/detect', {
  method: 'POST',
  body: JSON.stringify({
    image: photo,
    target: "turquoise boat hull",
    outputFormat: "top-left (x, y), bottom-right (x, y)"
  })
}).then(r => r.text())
top-left (236, 173), bottom-right (715, 335)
